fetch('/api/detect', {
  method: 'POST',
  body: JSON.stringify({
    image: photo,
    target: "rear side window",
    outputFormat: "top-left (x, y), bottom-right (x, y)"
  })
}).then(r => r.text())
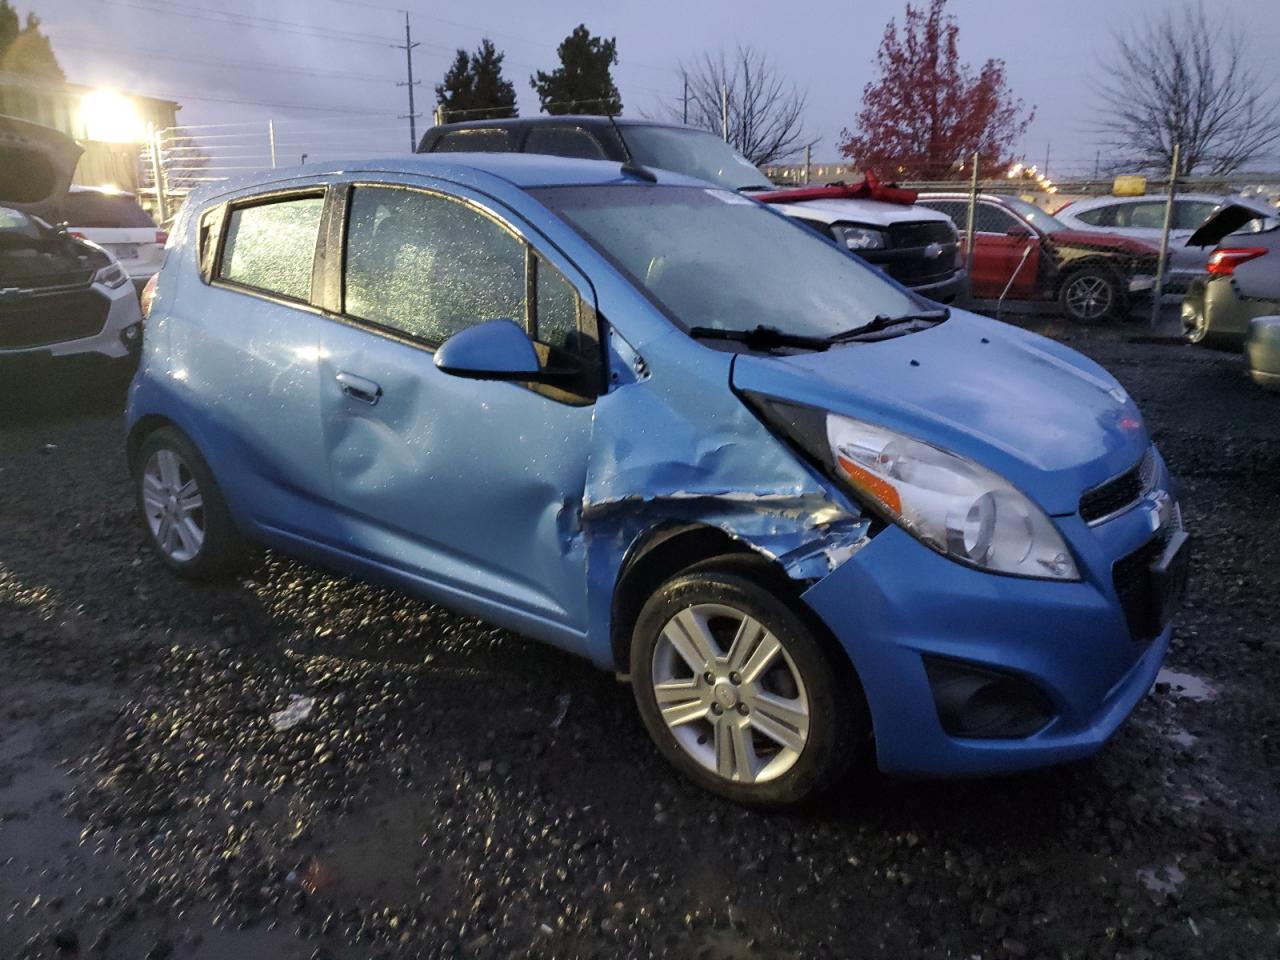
top-left (344, 186), bottom-right (525, 344)
top-left (219, 194), bottom-right (324, 301)
top-left (432, 129), bottom-right (512, 153)
top-left (1073, 206), bottom-right (1115, 227)
top-left (524, 127), bottom-right (607, 160)
top-left (1175, 201), bottom-right (1219, 231)
top-left (61, 191), bottom-right (155, 228)
top-left (1121, 202), bottom-right (1165, 229)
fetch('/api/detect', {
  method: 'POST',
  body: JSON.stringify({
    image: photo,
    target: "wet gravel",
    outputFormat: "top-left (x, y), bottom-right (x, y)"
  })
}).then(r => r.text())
top-left (1, 324), bottom-right (1278, 960)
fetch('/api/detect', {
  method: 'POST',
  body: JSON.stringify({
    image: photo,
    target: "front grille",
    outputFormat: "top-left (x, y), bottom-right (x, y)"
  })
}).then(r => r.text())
top-left (1080, 447), bottom-right (1155, 524)
top-left (0, 287), bottom-right (109, 349)
top-left (1113, 538), bottom-right (1165, 642)
top-left (887, 220), bottom-right (956, 247)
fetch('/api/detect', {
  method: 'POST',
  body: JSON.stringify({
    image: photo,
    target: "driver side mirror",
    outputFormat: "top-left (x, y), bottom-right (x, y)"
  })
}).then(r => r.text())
top-left (1006, 223), bottom-right (1033, 238)
top-left (434, 318), bottom-right (577, 384)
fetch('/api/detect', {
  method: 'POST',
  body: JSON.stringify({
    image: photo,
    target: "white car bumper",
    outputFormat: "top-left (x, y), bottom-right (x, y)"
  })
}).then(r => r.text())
top-left (0, 280), bottom-right (142, 360)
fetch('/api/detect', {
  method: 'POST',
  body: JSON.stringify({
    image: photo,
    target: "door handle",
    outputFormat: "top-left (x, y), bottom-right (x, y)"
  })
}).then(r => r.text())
top-left (335, 371), bottom-right (382, 406)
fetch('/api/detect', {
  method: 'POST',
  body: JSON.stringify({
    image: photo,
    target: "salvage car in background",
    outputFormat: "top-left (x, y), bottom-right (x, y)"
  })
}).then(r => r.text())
top-left (0, 115), bottom-right (143, 365)
top-left (62, 184), bottom-right (166, 292)
top-left (1057, 193), bottom-right (1279, 297)
top-left (127, 153), bottom-right (1185, 806)
top-left (1181, 202), bottom-right (1280, 347)
top-left (919, 192), bottom-right (1160, 322)
top-left (1246, 317), bottom-right (1280, 391)
top-left (418, 116), bottom-right (966, 302)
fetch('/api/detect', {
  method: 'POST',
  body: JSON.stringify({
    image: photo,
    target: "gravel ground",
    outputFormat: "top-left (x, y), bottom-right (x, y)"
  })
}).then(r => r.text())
top-left (1, 322), bottom-right (1278, 960)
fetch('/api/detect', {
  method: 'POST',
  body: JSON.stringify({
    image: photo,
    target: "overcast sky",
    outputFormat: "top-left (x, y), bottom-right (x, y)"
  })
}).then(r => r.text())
top-left (33, 0), bottom-right (1280, 173)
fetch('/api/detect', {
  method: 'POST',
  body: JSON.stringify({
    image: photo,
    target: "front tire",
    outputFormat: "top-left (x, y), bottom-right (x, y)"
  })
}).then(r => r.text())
top-left (135, 427), bottom-right (249, 580)
top-left (630, 561), bottom-right (865, 807)
top-left (1059, 267), bottom-right (1124, 323)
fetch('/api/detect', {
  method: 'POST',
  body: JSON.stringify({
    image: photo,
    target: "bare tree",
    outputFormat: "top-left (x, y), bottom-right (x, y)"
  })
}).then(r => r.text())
top-left (672, 46), bottom-right (818, 165)
top-left (1094, 3), bottom-right (1280, 175)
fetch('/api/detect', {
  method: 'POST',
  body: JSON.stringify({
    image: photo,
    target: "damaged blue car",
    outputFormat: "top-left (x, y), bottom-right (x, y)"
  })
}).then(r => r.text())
top-left (126, 154), bottom-right (1188, 806)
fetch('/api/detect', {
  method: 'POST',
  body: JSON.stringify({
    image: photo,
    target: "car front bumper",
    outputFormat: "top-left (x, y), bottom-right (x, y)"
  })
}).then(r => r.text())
top-left (908, 267), bottom-right (968, 305)
top-left (0, 281), bottom-right (141, 360)
top-left (801, 459), bottom-right (1182, 778)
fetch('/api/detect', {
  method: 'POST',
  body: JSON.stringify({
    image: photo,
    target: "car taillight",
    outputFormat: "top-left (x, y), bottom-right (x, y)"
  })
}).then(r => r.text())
top-left (68, 230), bottom-right (86, 240)
top-left (1206, 247), bottom-right (1266, 276)
top-left (155, 230), bottom-right (168, 245)
top-left (140, 273), bottom-right (159, 318)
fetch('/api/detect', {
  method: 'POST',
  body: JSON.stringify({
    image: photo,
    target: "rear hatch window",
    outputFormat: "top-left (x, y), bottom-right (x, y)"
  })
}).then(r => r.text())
top-left (61, 191), bottom-right (155, 228)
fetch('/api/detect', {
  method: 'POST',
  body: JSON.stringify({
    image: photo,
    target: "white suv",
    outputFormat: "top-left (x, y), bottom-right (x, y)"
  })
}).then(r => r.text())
top-left (0, 115), bottom-right (143, 363)
top-left (62, 185), bottom-right (165, 292)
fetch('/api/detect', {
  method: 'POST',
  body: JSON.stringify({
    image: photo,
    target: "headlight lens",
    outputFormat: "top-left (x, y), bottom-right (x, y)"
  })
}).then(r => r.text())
top-left (831, 224), bottom-right (887, 251)
top-left (745, 395), bottom-right (1080, 581)
top-left (825, 414), bottom-right (1078, 579)
top-left (94, 261), bottom-right (130, 289)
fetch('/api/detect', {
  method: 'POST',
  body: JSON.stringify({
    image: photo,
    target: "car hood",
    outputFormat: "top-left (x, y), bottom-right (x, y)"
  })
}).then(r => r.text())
top-left (731, 311), bottom-right (1150, 516)
top-left (1048, 229), bottom-right (1157, 255)
top-left (1186, 202), bottom-right (1275, 247)
top-left (0, 115), bottom-right (82, 220)
top-left (765, 196), bottom-right (952, 227)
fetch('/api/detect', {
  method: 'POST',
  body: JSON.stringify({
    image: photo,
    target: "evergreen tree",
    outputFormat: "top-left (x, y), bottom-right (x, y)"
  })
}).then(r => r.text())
top-left (434, 39), bottom-right (516, 122)
top-left (0, 3), bottom-right (64, 80)
top-left (530, 25), bottom-right (621, 116)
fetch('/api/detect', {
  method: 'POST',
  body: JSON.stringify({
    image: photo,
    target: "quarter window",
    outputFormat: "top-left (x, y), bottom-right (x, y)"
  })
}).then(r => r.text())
top-left (219, 194), bottom-right (324, 300)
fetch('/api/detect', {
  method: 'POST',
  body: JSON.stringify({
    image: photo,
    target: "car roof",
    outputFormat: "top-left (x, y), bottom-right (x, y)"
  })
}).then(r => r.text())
top-left (68, 184), bottom-right (139, 198)
top-left (1063, 192), bottom-right (1225, 211)
top-left (429, 115), bottom-right (692, 133)
top-left (195, 152), bottom-right (715, 204)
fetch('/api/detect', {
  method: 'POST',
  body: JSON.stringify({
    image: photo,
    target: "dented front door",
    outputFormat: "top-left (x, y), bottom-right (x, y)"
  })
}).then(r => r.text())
top-left (316, 181), bottom-right (596, 636)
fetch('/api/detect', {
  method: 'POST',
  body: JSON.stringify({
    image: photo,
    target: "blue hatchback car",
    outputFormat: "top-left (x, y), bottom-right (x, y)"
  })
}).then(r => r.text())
top-left (127, 154), bottom-right (1187, 806)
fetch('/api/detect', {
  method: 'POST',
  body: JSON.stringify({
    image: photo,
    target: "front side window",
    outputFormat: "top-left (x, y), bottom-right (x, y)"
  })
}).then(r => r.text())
top-left (344, 186), bottom-right (525, 344)
top-left (535, 185), bottom-right (918, 338)
top-left (219, 194), bottom-right (324, 300)
top-left (973, 202), bottom-right (1021, 234)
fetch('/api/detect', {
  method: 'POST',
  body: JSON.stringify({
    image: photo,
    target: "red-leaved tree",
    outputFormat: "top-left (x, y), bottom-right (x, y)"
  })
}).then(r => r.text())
top-left (839, 0), bottom-right (1033, 180)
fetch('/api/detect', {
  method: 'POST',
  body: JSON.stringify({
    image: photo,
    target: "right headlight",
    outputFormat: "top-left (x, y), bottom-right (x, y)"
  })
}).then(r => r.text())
top-left (831, 223), bottom-right (887, 251)
top-left (751, 400), bottom-right (1079, 581)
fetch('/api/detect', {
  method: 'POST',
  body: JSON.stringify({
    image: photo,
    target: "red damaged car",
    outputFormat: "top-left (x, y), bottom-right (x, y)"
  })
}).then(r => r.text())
top-left (918, 193), bottom-right (1161, 322)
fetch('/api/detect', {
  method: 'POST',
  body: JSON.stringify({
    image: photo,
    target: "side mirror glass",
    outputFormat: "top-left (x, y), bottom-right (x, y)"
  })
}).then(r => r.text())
top-left (434, 318), bottom-right (575, 384)
top-left (1006, 223), bottom-right (1032, 237)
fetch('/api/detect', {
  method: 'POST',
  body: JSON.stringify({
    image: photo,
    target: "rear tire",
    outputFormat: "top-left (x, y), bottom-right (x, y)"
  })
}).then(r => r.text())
top-left (630, 560), bottom-right (865, 807)
top-left (135, 427), bottom-right (249, 580)
top-left (1059, 267), bottom-right (1124, 323)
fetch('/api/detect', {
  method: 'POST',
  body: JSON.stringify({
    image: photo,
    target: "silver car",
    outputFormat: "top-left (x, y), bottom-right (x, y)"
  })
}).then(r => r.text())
top-left (1056, 193), bottom-right (1276, 295)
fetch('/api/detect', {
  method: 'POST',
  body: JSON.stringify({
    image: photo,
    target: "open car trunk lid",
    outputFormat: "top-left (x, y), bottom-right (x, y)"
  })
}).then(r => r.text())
top-left (1187, 202), bottom-right (1274, 248)
top-left (0, 115), bottom-right (83, 220)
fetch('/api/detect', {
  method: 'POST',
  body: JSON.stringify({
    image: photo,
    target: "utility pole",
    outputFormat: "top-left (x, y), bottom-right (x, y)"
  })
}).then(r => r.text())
top-left (720, 83), bottom-right (728, 142)
top-left (681, 72), bottom-right (689, 125)
top-left (803, 144), bottom-right (811, 185)
top-left (395, 11), bottom-right (422, 151)
top-left (1043, 140), bottom-right (1050, 180)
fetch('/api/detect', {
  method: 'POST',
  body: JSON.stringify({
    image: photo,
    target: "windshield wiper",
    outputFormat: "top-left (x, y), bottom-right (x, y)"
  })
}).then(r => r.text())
top-left (826, 308), bottom-right (949, 343)
top-left (688, 324), bottom-right (834, 352)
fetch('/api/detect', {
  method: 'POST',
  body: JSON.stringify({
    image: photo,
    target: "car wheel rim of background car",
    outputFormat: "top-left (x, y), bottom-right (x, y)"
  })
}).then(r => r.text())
top-left (141, 448), bottom-right (206, 563)
top-left (1065, 275), bottom-right (1113, 320)
top-left (650, 603), bottom-right (810, 785)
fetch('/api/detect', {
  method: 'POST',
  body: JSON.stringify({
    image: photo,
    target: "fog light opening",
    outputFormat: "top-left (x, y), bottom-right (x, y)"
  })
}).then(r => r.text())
top-left (923, 656), bottom-right (1053, 740)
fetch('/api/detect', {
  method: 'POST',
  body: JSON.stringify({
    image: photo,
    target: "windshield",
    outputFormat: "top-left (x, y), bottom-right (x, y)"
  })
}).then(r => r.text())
top-left (534, 185), bottom-right (920, 339)
top-left (1003, 196), bottom-right (1068, 234)
top-left (620, 125), bottom-right (774, 192)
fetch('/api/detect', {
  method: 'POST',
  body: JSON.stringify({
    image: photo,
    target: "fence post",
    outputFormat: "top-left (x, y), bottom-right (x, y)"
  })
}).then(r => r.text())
top-left (803, 144), bottom-right (811, 185)
top-left (268, 119), bottom-right (277, 168)
top-left (1150, 142), bottom-right (1180, 330)
top-left (720, 84), bottom-right (729, 142)
top-left (964, 150), bottom-right (979, 278)
top-left (149, 124), bottom-right (169, 226)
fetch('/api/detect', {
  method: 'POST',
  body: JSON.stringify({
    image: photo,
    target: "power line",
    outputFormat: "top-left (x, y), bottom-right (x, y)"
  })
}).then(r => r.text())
top-left (55, 39), bottom-right (394, 84)
top-left (93, 0), bottom-right (400, 47)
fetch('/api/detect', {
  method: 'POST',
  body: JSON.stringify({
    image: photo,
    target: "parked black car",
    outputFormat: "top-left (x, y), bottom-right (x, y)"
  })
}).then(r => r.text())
top-left (417, 117), bottom-right (965, 303)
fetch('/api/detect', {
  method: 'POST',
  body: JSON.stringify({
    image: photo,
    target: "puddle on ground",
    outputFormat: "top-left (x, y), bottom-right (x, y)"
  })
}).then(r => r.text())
top-left (1138, 863), bottom-right (1186, 897)
top-left (1156, 669), bottom-right (1218, 702)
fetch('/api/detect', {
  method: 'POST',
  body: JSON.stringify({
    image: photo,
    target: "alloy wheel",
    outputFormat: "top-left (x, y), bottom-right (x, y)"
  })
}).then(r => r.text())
top-left (650, 603), bottom-right (810, 784)
top-left (1064, 275), bottom-right (1113, 320)
top-left (141, 448), bottom-right (206, 563)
